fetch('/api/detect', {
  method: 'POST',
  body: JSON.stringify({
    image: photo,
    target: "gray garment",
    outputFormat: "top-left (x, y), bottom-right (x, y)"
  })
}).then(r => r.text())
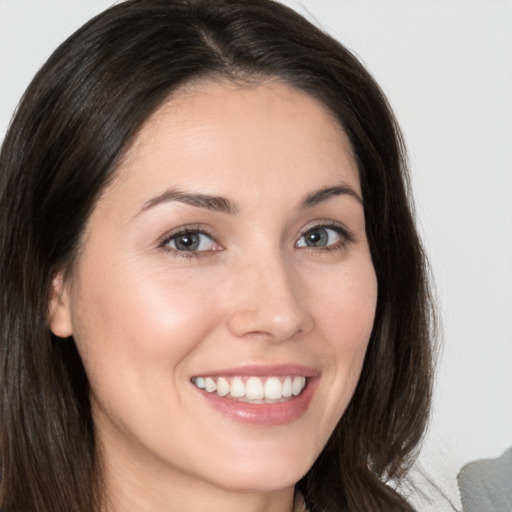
top-left (457, 446), bottom-right (512, 512)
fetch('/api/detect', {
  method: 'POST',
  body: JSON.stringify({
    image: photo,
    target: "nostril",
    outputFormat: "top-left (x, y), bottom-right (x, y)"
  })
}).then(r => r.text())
top-left (226, 259), bottom-right (314, 340)
top-left (226, 306), bottom-right (312, 342)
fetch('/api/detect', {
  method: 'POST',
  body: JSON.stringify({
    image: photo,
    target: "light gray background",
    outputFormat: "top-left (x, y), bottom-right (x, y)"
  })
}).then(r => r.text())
top-left (1, 1), bottom-right (511, 510)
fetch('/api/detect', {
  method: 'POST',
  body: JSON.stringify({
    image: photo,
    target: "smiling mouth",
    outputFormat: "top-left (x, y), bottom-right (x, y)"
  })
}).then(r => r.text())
top-left (191, 375), bottom-right (307, 403)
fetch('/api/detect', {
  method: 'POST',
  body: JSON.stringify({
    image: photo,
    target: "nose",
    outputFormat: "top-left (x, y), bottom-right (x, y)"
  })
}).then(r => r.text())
top-left (226, 255), bottom-right (314, 342)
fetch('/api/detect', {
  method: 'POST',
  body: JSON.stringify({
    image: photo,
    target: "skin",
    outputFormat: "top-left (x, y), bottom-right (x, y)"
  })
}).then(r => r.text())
top-left (50, 79), bottom-right (378, 512)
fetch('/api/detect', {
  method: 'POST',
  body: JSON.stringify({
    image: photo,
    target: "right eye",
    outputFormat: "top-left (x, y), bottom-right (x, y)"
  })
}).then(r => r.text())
top-left (162, 229), bottom-right (220, 254)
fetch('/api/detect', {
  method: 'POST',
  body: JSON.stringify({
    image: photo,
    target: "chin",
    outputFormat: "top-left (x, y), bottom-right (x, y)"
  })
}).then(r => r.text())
top-left (209, 466), bottom-right (306, 493)
top-left (194, 441), bottom-right (315, 493)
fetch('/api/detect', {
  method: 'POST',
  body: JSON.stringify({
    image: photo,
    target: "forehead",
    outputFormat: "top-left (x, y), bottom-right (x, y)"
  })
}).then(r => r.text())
top-left (106, 79), bottom-right (360, 209)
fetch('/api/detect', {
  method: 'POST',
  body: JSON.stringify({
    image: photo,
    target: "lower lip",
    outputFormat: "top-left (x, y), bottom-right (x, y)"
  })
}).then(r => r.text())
top-left (194, 378), bottom-right (318, 425)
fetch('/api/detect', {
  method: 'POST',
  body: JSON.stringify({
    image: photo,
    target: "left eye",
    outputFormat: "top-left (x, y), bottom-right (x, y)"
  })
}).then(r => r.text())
top-left (296, 226), bottom-right (343, 248)
top-left (165, 231), bottom-right (217, 252)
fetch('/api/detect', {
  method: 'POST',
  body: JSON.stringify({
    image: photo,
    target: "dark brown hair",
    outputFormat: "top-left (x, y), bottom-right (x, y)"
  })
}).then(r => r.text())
top-left (0, 1), bottom-right (434, 510)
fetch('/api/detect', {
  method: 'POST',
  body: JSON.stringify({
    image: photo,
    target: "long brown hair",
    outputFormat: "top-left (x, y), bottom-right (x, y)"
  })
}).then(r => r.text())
top-left (0, 1), bottom-right (435, 510)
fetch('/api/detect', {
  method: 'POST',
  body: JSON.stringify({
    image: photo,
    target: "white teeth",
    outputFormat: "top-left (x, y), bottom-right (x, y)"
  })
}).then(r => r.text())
top-left (264, 377), bottom-right (283, 399)
top-left (216, 377), bottom-right (230, 397)
top-left (245, 377), bottom-right (264, 400)
top-left (195, 376), bottom-right (206, 389)
top-left (292, 376), bottom-right (306, 396)
top-left (193, 375), bottom-right (308, 401)
top-left (230, 377), bottom-right (245, 398)
top-left (282, 377), bottom-right (292, 397)
top-left (205, 377), bottom-right (217, 392)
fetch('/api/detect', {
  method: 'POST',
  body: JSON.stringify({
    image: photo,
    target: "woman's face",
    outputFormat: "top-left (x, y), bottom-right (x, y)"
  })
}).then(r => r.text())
top-left (51, 80), bottom-right (377, 495)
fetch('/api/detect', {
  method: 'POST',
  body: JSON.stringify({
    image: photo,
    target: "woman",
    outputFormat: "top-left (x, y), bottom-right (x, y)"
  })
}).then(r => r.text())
top-left (0, 1), bottom-right (434, 511)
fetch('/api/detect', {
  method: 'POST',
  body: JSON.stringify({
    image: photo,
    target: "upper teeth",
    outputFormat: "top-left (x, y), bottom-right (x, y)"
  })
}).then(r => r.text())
top-left (192, 376), bottom-right (307, 401)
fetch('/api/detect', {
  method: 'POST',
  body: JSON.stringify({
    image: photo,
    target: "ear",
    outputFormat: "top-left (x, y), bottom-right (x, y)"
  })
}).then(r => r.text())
top-left (48, 271), bottom-right (73, 338)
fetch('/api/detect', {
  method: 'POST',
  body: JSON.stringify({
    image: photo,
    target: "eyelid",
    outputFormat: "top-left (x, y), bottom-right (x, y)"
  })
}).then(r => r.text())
top-left (298, 220), bottom-right (354, 239)
top-left (158, 224), bottom-right (223, 256)
top-left (295, 220), bottom-right (355, 249)
top-left (157, 220), bottom-right (354, 258)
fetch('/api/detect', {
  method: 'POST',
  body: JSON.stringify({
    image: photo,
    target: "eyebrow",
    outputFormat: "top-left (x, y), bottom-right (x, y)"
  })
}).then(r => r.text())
top-left (136, 182), bottom-right (362, 217)
top-left (138, 188), bottom-right (240, 216)
top-left (301, 184), bottom-right (363, 208)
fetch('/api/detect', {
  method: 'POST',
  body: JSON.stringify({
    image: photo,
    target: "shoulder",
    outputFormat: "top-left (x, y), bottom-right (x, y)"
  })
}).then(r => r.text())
top-left (457, 446), bottom-right (512, 512)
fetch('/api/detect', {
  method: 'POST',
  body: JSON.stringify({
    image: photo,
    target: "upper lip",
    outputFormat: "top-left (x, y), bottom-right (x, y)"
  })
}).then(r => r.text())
top-left (191, 364), bottom-right (319, 378)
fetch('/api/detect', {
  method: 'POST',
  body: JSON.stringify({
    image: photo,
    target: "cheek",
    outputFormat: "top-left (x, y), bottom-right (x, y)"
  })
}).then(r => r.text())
top-left (310, 260), bottom-right (377, 402)
top-left (315, 259), bottom-right (377, 347)
top-left (69, 262), bottom-right (224, 393)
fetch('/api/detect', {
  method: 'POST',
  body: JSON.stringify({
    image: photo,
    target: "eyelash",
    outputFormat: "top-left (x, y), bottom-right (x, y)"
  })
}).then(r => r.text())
top-left (159, 225), bottom-right (219, 259)
top-left (159, 222), bottom-right (354, 259)
top-left (296, 222), bottom-right (355, 253)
